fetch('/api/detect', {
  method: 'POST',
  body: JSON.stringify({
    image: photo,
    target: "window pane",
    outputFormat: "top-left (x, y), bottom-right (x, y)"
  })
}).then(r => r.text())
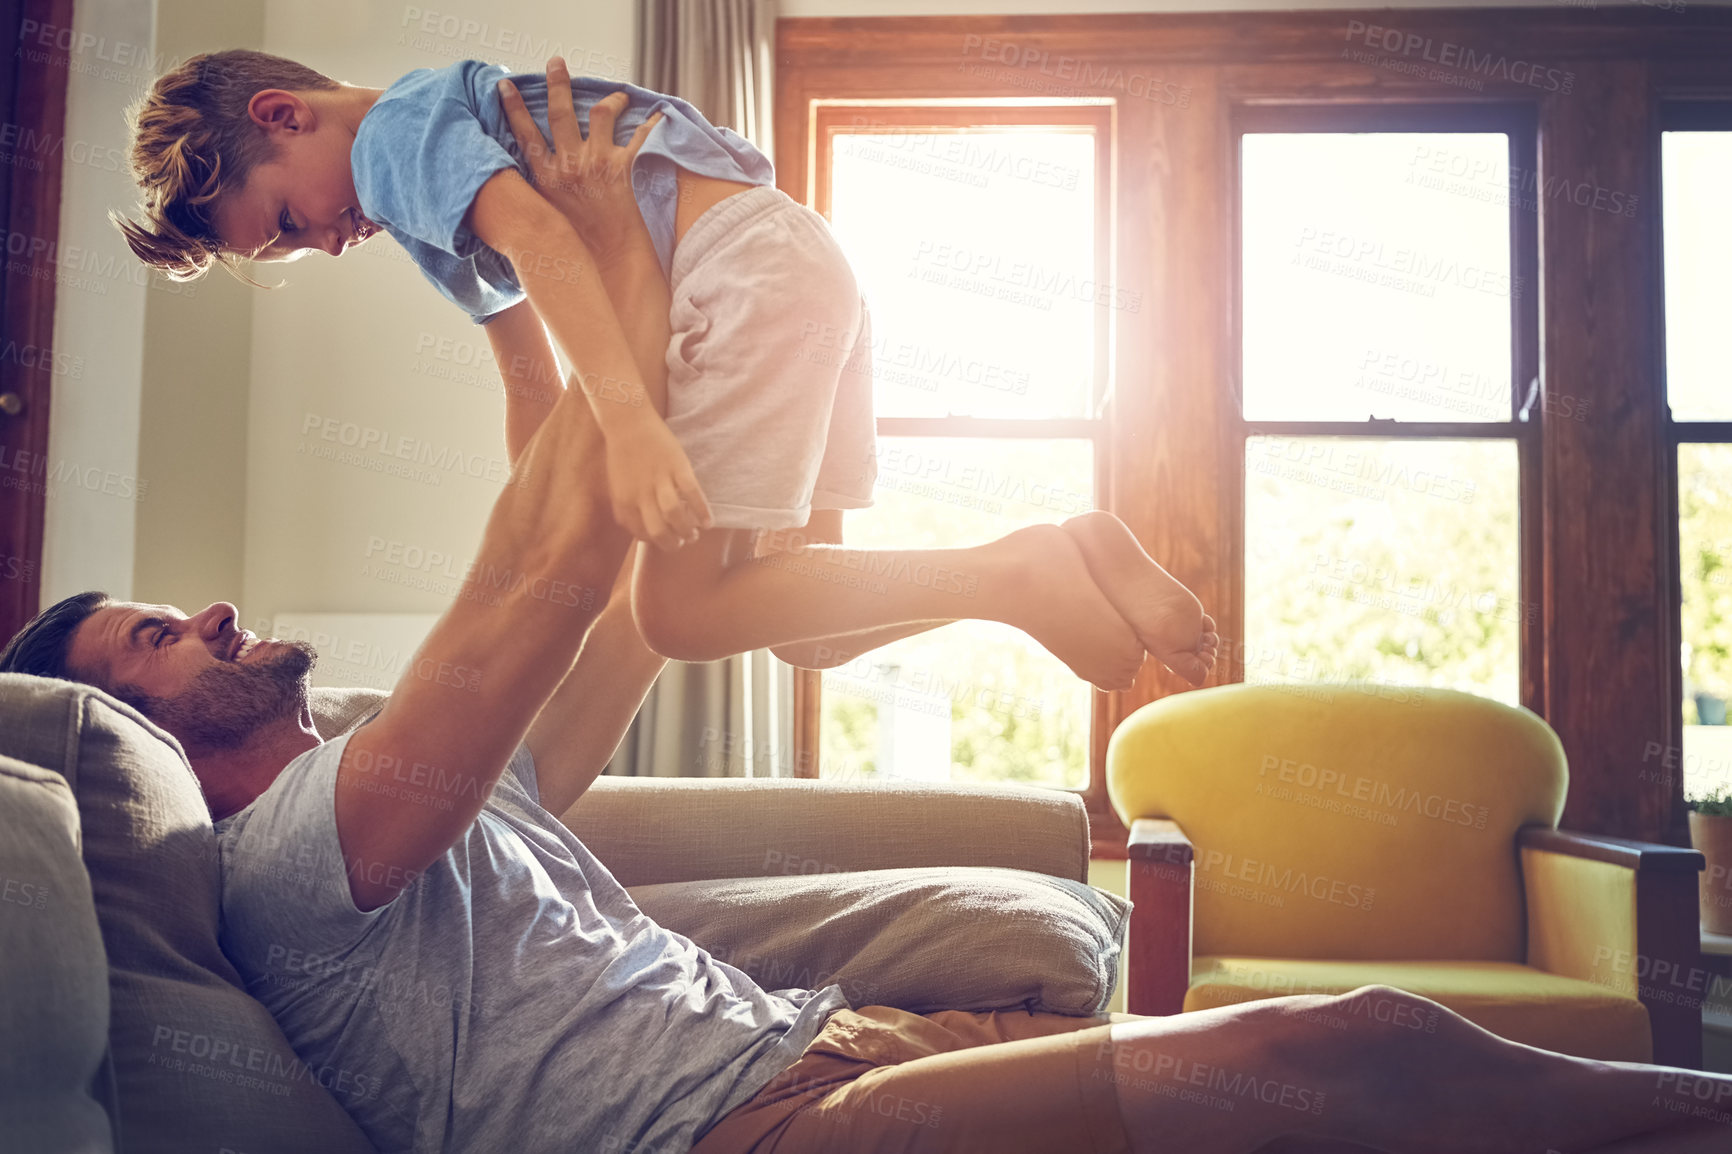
top-left (1241, 133), bottom-right (1513, 423)
top-left (1244, 437), bottom-right (1521, 703)
top-left (1662, 132), bottom-right (1732, 422)
top-left (820, 437), bottom-right (1095, 789)
top-left (1679, 444), bottom-right (1732, 799)
top-left (828, 129), bottom-right (1097, 420)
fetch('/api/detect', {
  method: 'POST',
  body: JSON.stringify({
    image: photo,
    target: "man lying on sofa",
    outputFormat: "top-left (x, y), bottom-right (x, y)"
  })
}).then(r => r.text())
top-left (6, 78), bottom-right (1731, 1154)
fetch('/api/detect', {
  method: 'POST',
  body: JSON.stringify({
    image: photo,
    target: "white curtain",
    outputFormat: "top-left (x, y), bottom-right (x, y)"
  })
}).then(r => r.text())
top-left (608, 0), bottom-right (790, 779)
top-left (606, 653), bottom-right (796, 777)
top-left (636, 0), bottom-right (776, 155)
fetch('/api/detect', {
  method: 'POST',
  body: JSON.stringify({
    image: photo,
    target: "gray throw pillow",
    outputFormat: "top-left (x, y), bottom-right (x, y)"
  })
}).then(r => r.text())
top-left (307, 687), bottom-right (388, 740)
top-left (0, 675), bottom-right (375, 1154)
top-left (630, 866), bottom-right (1129, 1015)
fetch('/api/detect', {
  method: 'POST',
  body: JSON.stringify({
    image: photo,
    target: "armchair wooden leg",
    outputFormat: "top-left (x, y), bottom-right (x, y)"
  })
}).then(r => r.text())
top-left (1127, 820), bottom-right (1194, 1016)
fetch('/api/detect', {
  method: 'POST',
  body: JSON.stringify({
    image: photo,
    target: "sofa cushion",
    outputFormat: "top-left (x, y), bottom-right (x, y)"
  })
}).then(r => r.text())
top-left (1184, 956), bottom-right (1653, 1063)
top-left (0, 755), bottom-right (114, 1153)
top-left (0, 675), bottom-right (375, 1154)
top-left (630, 866), bottom-right (1129, 1015)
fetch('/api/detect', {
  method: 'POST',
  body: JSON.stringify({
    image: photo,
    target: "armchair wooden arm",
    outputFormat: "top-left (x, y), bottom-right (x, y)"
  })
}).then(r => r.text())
top-left (1519, 827), bottom-right (1704, 873)
top-left (1519, 826), bottom-right (1705, 1068)
top-left (1126, 818), bottom-right (1194, 1016)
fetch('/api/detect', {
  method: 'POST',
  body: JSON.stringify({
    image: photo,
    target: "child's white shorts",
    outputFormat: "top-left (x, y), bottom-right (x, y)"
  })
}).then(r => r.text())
top-left (665, 184), bottom-right (877, 532)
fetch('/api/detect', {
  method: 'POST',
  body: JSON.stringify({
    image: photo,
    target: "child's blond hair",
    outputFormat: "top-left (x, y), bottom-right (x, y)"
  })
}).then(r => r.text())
top-left (111, 49), bottom-right (339, 281)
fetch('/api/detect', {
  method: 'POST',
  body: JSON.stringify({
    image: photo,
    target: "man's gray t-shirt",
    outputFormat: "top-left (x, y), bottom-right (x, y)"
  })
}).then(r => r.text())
top-left (215, 732), bottom-right (846, 1154)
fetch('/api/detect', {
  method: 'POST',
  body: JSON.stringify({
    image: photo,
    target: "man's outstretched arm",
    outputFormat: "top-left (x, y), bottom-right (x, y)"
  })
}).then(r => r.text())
top-left (486, 299), bottom-right (667, 815)
top-left (486, 300), bottom-right (564, 465)
top-left (488, 68), bottom-right (678, 812)
top-left (333, 216), bottom-right (634, 912)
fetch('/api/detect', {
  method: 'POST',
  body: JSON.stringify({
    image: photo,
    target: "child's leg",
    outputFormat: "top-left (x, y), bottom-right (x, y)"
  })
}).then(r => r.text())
top-left (745, 510), bottom-right (956, 669)
top-left (754, 512), bottom-right (1224, 678)
top-left (769, 621), bottom-right (954, 670)
top-left (632, 515), bottom-right (1221, 690)
top-left (1064, 511), bottom-right (1221, 686)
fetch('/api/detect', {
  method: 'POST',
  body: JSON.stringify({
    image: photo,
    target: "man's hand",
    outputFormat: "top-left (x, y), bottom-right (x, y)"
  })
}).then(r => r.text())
top-left (497, 59), bottom-right (663, 259)
top-left (606, 417), bottom-right (712, 550)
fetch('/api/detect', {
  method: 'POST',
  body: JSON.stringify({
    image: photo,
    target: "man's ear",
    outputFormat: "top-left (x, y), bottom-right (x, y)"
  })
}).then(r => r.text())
top-left (247, 89), bottom-right (314, 134)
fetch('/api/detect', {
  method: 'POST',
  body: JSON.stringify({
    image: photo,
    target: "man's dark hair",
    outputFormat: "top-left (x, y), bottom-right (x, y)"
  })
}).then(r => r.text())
top-left (0, 591), bottom-right (111, 680)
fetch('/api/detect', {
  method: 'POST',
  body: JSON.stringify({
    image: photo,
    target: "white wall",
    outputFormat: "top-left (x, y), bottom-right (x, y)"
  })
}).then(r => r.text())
top-left (240, 0), bottom-right (636, 632)
top-left (39, 0), bottom-right (638, 622)
top-left (132, 0), bottom-right (265, 613)
top-left (41, 0), bottom-right (158, 605)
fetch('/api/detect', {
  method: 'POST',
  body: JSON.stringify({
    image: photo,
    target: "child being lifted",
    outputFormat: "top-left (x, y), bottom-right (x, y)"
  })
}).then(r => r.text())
top-left (116, 50), bottom-right (1218, 689)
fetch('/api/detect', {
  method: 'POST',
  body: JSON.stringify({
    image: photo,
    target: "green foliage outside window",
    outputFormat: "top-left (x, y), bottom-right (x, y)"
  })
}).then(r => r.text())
top-left (1681, 444), bottom-right (1732, 716)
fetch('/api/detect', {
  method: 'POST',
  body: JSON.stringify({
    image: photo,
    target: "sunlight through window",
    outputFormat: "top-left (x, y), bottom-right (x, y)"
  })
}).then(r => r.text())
top-left (1242, 133), bottom-right (1512, 422)
top-left (829, 130), bottom-right (1097, 420)
top-left (1240, 130), bottom-right (1524, 706)
top-left (1667, 128), bottom-right (1732, 800)
top-left (821, 125), bottom-right (1102, 787)
top-left (1663, 133), bottom-right (1732, 423)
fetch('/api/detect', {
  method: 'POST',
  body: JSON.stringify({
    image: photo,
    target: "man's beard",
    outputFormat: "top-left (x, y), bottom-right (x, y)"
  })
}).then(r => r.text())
top-left (141, 641), bottom-right (319, 752)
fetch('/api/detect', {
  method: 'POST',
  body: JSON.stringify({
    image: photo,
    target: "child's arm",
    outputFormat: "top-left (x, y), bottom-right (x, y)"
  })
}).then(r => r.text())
top-left (497, 75), bottom-right (673, 421)
top-left (483, 242), bottom-right (668, 471)
top-left (587, 230), bottom-right (672, 419)
top-left (483, 300), bottom-right (563, 467)
top-left (465, 168), bottom-right (711, 551)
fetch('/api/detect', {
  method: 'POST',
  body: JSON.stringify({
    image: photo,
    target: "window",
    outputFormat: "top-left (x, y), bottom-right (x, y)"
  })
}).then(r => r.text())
top-left (779, 13), bottom-right (1732, 855)
top-left (819, 437), bottom-right (1097, 788)
top-left (1236, 110), bottom-right (1538, 707)
top-left (806, 105), bottom-right (1112, 790)
top-left (1663, 109), bottom-right (1732, 801)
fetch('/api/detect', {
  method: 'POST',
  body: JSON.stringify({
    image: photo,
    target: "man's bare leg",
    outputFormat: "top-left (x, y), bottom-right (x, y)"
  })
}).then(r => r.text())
top-left (1580, 1121), bottom-right (1732, 1153)
top-left (1106, 986), bottom-right (1732, 1154)
top-left (633, 521), bottom-right (1154, 690)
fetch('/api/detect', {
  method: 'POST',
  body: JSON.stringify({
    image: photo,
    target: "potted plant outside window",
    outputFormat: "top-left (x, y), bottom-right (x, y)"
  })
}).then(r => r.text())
top-left (1688, 787), bottom-right (1732, 935)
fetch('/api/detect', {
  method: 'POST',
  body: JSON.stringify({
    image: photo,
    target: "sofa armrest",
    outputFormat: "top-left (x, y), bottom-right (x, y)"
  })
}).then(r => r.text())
top-left (1126, 818), bottom-right (1194, 1016)
top-left (1519, 825), bottom-right (1704, 1068)
top-left (558, 776), bottom-right (1092, 888)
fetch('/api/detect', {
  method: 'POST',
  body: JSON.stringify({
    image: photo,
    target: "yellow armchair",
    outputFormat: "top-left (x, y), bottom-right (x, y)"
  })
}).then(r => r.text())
top-left (1108, 683), bottom-right (1706, 1067)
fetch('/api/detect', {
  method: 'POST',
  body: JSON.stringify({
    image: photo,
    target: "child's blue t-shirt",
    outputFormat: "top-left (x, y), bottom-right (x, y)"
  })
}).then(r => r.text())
top-left (351, 60), bottom-right (775, 324)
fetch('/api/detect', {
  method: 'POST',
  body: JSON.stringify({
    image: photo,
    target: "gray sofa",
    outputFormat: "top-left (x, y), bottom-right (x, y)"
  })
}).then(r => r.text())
top-left (0, 675), bottom-right (1128, 1154)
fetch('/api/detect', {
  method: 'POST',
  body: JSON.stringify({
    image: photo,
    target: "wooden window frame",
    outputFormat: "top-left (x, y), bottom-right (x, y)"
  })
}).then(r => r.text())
top-left (0, 0), bottom-right (73, 644)
top-left (1228, 102), bottom-right (1545, 712)
top-left (778, 9), bottom-right (1732, 850)
top-left (1659, 99), bottom-right (1732, 805)
top-left (791, 103), bottom-right (1122, 839)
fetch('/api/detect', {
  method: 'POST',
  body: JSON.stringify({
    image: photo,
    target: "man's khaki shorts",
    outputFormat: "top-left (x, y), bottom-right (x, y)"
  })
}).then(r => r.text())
top-left (690, 1005), bottom-right (1133, 1154)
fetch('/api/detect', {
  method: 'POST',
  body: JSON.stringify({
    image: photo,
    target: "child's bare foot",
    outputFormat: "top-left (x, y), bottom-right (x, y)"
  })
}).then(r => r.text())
top-left (993, 524), bottom-right (1146, 691)
top-left (1061, 511), bottom-right (1218, 686)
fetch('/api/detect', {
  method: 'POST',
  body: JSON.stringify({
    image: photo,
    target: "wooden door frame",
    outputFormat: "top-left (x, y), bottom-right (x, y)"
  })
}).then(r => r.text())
top-left (0, 0), bottom-right (74, 643)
